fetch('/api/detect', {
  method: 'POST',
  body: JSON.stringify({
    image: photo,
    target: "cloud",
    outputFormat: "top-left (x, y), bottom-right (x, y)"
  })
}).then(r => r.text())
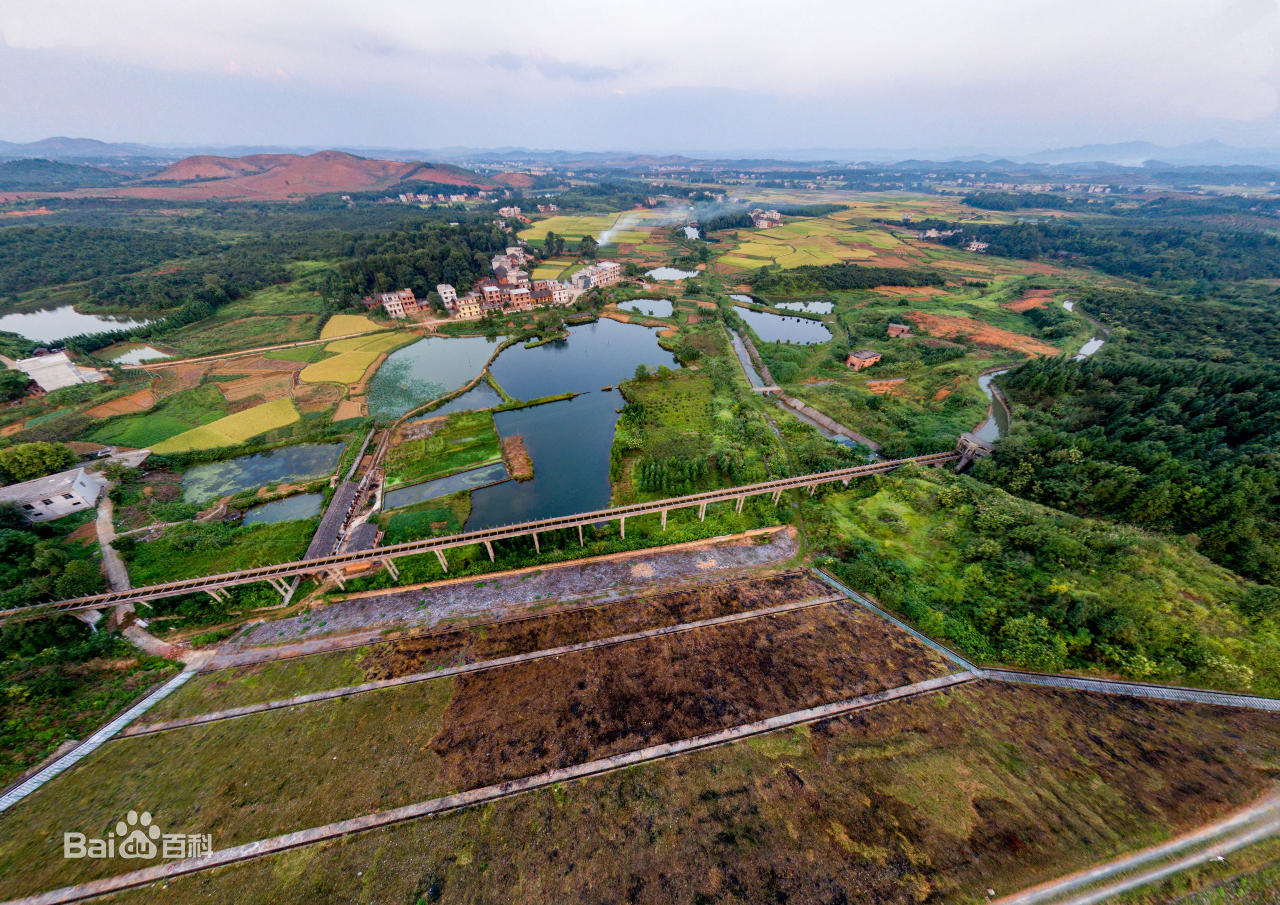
top-left (487, 47), bottom-right (625, 82)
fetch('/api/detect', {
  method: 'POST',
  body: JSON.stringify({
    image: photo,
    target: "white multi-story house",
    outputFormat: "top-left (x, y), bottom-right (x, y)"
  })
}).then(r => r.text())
top-left (436, 284), bottom-right (457, 306)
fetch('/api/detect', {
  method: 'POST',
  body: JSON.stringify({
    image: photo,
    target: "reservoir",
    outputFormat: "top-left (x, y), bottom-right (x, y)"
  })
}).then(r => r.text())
top-left (367, 334), bottom-right (501, 419)
top-left (182, 442), bottom-right (346, 504)
top-left (242, 493), bottom-right (324, 526)
top-left (466, 319), bottom-right (680, 529)
top-left (734, 306), bottom-right (832, 345)
top-left (0, 305), bottom-right (150, 343)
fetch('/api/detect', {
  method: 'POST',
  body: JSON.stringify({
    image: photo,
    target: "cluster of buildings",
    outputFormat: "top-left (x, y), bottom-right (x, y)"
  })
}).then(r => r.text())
top-left (497, 206), bottom-right (526, 220)
top-left (398, 191), bottom-right (493, 204)
top-left (569, 260), bottom-right (623, 291)
top-left (750, 209), bottom-right (783, 229)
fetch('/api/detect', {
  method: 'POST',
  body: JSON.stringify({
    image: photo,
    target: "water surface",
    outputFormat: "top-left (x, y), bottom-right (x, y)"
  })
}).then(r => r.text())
top-left (776, 301), bottom-right (834, 314)
top-left (242, 493), bottom-right (324, 525)
top-left (646, 267), bottom-right (699, 281)
top-left (734, 306), bottom-right (832, 345)
top-left (1074, 337), bottom-right (1106, 361)
top-left (182, 442), bottom-right (347, 504)
top-left (0, 305), bottom-right (150, 343)
top-left (105, 344), bottom-right (171, 365)
top-left (975, 371), bottom-right (1010, 442)
top-left (419, 382), bottom-right (505, 418)
top-left (367, 335), bottom-right (502, 419)
top-left (729, 330), bottom-right (765, 387)
top-left (617, 299), bottom-right (674, 318)
top-left (730, 294), bottom-right (755, 304)
top-left (385, 462), bottom-right (510, 510)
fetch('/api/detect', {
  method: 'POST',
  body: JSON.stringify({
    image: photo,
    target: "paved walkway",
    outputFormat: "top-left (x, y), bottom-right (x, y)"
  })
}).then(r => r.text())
top-left (6, 672), bottom-right (976, 905)
top-left (93, 484), bottom-right (130, 593)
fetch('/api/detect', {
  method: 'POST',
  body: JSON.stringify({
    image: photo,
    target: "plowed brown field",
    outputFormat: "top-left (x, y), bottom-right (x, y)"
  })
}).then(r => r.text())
top-left (906, 311), bottom-right (1060, 356)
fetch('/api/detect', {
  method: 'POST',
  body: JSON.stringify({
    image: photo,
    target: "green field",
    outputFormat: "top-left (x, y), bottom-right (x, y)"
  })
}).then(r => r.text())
top-left (124, 518), bottom-right (317, 585)
top-left (150, 398), bottom-right (300, 453)
top-left (89, 384), bottom-right (229, 449)
top-left (384, 410), bottom-right (501, 489)
top-left (163, 315), bottom-right (326, 356)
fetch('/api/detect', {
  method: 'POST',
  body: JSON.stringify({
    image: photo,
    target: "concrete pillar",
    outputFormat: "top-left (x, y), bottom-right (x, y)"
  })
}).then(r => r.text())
top-left (578, 524), bottom-right (584, 546)
top-left (735, 496), bottom-right (745, 514)
top-left (698, 503), bottom-right (707, 521)
top-left (532, 532), bottom-right (540, 554)
top-left (660, 509), bottom-right (667, 531)
top-left (620, 516), bottom-right (625, 538)
top-left (842, 478), bottom-right (849, 487)
top-left (73, 609), bottom-right (103, 632)
top-left (330, 570), bottom-right (346, 590)
top-left (809, 485), bottom-right (816, 496)
top-left (435, 549), bottom-right (448, 572)
top-left (205, 587), bottom-right (226, 603)
top-left (771, 490), bottom-right (781, 505)
top-left (384, 558), bottom-right (399, 581)
top-left (484, 540), bottom-right (495, 561)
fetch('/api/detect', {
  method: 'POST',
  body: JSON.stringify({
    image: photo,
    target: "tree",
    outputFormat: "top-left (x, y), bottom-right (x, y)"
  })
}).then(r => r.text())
top-left (0, 369), bottom-right (31, 403)
top-left (544, 231), bottom-right (564, 257)
top-left (578, 235), bottom-right (598, 260)
top-left (634, 364), bottom-right (650, 381)
top-left (0, 442), bottom-right (76, 483)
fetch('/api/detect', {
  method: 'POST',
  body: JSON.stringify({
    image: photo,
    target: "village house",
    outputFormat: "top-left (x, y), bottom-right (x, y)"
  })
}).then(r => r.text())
top-left (750, 209), bottom-right (783, 229)
top-left (533, 279), bottom-right (571, 305)
top-left (498, 206), bottom-right (522, 218)
top-left (437, 284), bottom-right (457, 306)
top-left (571, 260), bottom-right (623, 290)
top-left (0, 467), bottom-right (104, 522)
top-left (505, 286), bottom-right (533, 311)
top-left (846, 350), bottom-right (882, 371)
top-left (453, 292), bottom-right (483, 319)
top-left (887, 323), bottom-right (913, 338)
top-left (372, 289), bottom-right (421, 319)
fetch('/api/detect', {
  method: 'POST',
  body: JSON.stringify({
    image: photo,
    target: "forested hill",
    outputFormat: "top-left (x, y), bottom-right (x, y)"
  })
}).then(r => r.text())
top-left (978, 286), bottom-right (1280, 584)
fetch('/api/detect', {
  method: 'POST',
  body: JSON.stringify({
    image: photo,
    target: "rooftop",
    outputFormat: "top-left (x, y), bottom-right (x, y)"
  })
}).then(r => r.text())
top-left (0, 467), bottom-right (98, 503)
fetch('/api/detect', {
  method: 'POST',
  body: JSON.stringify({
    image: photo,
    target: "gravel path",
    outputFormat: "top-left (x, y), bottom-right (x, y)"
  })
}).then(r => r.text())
top-left (228, 528), bottom-right (797, 652)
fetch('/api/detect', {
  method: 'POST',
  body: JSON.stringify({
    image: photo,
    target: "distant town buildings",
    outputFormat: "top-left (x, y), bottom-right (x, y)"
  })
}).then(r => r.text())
top-left (536, 203), bottom-right (559, 213)
top-left (0, 466), bottom-right (103, 522)
top-left (398, 190), bottom-right (492, 204)
top-left (887, 323), bottom-right (913, 338)
top-left (750, 209), bottom-right (783, 229)
top-left (440, 255), bottom-right (575, 320)
top-left (846, 350), bottom-right (882, 371)
top-left (498, 206), bottom-right (522, 218)
top-left (965, 240), bottom-right (990, 253)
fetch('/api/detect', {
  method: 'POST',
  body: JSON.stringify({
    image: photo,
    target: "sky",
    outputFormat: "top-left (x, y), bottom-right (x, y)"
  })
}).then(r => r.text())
top-left (2, 0), bottom-right (1280, 154)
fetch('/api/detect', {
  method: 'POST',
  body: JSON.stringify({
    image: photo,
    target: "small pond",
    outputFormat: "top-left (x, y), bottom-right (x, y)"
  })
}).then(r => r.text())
top-left (182, 442), bottom-right (347, 504)
top-left (1074, 337), bottom-right (1106, 361)
top-left (776, 301), bottom-right (834, 315)
top-left (646, 267), bottom-right (699, 281)
top-left (734, 306), bottom-right (832, 345)
top-left (0, 305), bottom-right (150, 343)
top-left (684, 226), bottom-right (700, 239)
top-left (367, 335), bottom-right (503, 420)
top-left (105, 344), bottom-right (171, 365)
top-left (419, 382), bottom-right (505, 418)
top-left (384, 462), bottom-right (510, 510)
top-left (617, 299), bottom-right (674, 318)
top-left (242, 493), bottom-right (324, 526)
top-left (729, 294), bottom-right (755, 304)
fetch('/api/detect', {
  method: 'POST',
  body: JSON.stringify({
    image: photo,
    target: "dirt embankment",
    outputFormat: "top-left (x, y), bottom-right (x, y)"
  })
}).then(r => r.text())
top-left (429, 600), bottom-right (953, 789)
top-left (501, 434), bottom-right (533, 481)
top-left (359, 572), bottom-right (830, 680)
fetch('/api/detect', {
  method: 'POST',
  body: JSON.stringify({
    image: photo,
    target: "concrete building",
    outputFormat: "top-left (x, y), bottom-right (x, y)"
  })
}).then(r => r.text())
top-left (498, 206), bottom-right (522, 218)
top-left (846, 350), bottom-right (882, 371)
top-left (374, 289), bottom-right (420, 319)
top-left (750, 209), bottom-right (783, 229)
top-left (505, 286), bottom-right (533, 311)
top-left (453, 292), bottom-right (483, 319)
top-left (887, 323), bottom-right (913, 338)
top-left (436, 284), bottom-right (457, 306)
top-left (534, 280), bottom-right (572, 305)
top-left (15, 352), bottom-right (104, 393)
top-left (0, 467), bottom-right (104, 522)
top-left (505, 246), bottom-right (527, 266)
top-left (572, 260), bottom-right (623, 290)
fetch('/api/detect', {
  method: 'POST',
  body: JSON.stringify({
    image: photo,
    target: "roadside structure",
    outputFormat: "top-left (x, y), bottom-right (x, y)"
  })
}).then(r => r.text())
top-left (887, 323), bottom-right (912, 338)
top-left (846, 350), bottom-right (882, 371)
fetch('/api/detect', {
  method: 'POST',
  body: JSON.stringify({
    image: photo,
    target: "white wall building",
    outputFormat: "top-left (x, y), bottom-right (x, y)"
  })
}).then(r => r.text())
top-left (15, 352), bottom-right (104, 393)
top-left (0, 467), bottom-right (103, 522)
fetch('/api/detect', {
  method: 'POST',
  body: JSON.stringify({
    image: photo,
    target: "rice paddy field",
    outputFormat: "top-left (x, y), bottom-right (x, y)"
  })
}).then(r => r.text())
top-left (300, 331), bottom-right (416, 385)
top-left (150, 398), bottom-right (301, 453)
top-left (320, 314), bottom-right (382, 338)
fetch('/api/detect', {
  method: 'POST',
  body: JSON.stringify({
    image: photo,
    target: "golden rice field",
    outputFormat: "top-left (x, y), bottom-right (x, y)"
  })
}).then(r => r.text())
top-left (320, 314), bottom-right (382, 339)
top-left (717, 217), bottom-right (913, 270)
top-left (151, 399), bottom-right (300, 453)
top-left (300, 332), bottom-right (414, 385)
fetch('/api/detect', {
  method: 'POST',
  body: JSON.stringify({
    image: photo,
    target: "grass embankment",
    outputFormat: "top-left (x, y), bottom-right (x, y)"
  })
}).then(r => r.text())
top-left (45, 683), bottom-right (1280, 905)
top-left (148, 573), bottom-right (832, 721)
top-left (0, 598), bottom-right (948, 898)
top-left (809, 465), bottom-right (1280, 694)
top-left (123, 518), bottom-right (316, 585)
top-left (150, 398), bottom-right (300, 454)
top-left (0, 631), bottom-right (179, 787)
top-left (384, 410), bottom-right (502, 490)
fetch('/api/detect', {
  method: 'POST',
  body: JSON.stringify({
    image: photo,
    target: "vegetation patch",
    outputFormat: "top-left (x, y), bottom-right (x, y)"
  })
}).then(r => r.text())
top-left (150, 398), bottom-right (300, 453)
top-left (384, 409), bottom-right (501, 489)
top-left (120, 518), bottom-right (316, 584)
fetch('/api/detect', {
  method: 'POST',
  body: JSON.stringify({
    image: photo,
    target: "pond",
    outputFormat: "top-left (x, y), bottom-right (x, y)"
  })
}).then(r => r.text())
top-left (684, 226), bottom-right (700, 239)
top-left (975, 371), bottom-right (1010, 442)
top-left (776, 301), bottom-right (834, 315)
top-left (1074, 337), bottom-right (1106, 361)
top-left (366, 334), bottom-right (502, 420)
top-left (466, 319), bottom-right (681, 529)
top-left (182, 442), bottom-right (347, 504)
top-left (242, 493), bottom-right (324, 526)
top-left (729, 295), bottom-right (755, 304)
top-left (0, 305), bottom-right (150, 343)
top-left (419, 382), bottom-right (505, 418)
top-left (734, 306), bottom-right (832, 345)
top-left (104, 344), bottom-right (171, 365)
top-left (384, 462), bottom-right (510, 510)
top-left (617, 299), bottom-right (674, 318)
top-left (646, 267), bottom-right (699, 281)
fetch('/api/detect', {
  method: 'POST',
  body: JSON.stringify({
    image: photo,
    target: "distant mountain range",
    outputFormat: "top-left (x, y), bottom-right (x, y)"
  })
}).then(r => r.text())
top-left (5, 135), bottom-right (1280, 170)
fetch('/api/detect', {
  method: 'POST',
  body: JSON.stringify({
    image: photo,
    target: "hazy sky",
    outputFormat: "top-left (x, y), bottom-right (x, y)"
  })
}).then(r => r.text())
top-left (2, 0), bottom-right (1280, 153)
